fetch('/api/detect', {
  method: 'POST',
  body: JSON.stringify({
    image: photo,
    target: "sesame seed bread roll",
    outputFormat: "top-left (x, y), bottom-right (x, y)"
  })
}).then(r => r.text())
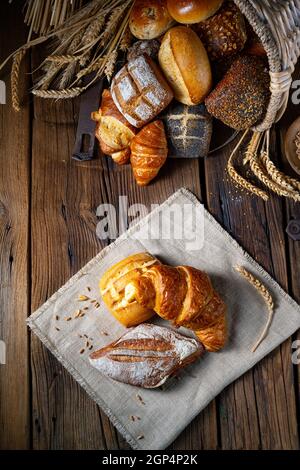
top-left (158, 26), bottom-right (212, 105)
top-left (193, 1), bottom-right (247, 61)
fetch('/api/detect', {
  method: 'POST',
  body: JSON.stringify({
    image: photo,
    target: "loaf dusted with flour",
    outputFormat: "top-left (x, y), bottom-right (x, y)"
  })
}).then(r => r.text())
top-left (111, 54), bottom-right (173, 128)
top-left (89, 323), bottom-right (204, 388)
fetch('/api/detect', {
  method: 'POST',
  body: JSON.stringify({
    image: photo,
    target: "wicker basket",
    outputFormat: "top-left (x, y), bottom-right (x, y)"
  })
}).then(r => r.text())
top-left (234, 0), bottom-right (300, 132)
top-left (225, 0), bottom-right (300, 202)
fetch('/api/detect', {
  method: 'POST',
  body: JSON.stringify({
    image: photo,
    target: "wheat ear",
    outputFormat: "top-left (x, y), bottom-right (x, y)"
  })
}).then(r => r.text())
top-left (234, 266), bottom-right (274, 352)
top-left (119, 25), bottom-right (132, 51)
top-left (32, 87), bottom-right (84, 99)
top-left (104, 49), bottom-right (118, 81)
top-left (227, 130), bottom-right (269, 201)
top-left (46, 54), bottom-right (79, 64)
top-left (260, 151), bottom-right (300, 192)
top-left (11, 49), bottom-right (27, 112)
top-left (247, 156), bottom-right (300, 201)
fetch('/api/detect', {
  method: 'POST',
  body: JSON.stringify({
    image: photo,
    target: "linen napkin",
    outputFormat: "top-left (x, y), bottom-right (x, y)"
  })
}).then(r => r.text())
top-left (27, 188), bottom-right (300, 450)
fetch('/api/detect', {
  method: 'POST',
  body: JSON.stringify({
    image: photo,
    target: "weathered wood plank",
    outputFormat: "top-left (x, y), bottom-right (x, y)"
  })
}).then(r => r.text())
top-left (30, 83), bottom-right (113, 448)
top-left (204, 114), bottom-right (299, 449)
top-left (0, 0), bottom-right (31, 450)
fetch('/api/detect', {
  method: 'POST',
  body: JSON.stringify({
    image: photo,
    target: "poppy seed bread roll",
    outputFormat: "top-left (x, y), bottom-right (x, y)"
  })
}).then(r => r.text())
top-left (160, 101), bottom-right (212, 158)
top-left (158, 26), bottom-right (212, 105)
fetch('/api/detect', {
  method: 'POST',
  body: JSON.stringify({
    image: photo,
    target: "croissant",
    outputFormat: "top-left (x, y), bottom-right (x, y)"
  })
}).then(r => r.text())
top-left (130, 120), bottom-right (168, 186)
top-left (99, 253), bottom-right (160, 327)
top-left (124, 263), bottom-right (227, 352)
top-left (92, 89), bottom-right (137, 165)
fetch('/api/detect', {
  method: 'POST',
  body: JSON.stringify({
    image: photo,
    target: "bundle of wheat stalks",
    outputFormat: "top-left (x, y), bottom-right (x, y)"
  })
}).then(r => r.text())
top-left (3, 0), bottom-right (134, 111)
top-left (24, 0), bottom-right (84, 40)
top-left (227, 129), bottom-right (300, 202)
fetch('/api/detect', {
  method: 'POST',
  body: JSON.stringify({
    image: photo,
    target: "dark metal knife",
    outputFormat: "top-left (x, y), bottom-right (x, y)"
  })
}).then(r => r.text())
top-left (72, 74), bottom-right (103, 161)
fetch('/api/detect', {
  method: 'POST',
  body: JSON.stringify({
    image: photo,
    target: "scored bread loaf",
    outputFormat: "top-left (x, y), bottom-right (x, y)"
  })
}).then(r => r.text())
top-left (193, 1), bottom-right (247, 61)
top-left (129, 0), bottom-right (174, 40)
top-left (89, 323), bottom-right (204, 388)
top-left (158, 26), bottom-right (212, 105)
top-left (130, 120), bottom-right (168, 185)
top-left (111, 54), bottom-right (174, 128)
top-left (160, 101), bottom-right (212, 158)
top-left (92, 89), bottom-right (137, 165)
top-left (205, 55), bottom-right (270, 130)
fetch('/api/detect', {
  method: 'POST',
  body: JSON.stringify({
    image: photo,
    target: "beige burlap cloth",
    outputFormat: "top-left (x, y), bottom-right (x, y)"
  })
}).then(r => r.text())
top-left (27, 188), bottom-right (300, 450)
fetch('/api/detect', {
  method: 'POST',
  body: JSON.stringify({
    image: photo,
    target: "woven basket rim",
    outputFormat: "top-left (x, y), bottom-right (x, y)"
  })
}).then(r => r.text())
top-left (233, 0), bottom-right (282, 132)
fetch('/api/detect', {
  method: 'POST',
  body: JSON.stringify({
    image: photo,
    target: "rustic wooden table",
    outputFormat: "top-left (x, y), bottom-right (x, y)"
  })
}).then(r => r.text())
top-left (1, 1), bottom-right (300, 450)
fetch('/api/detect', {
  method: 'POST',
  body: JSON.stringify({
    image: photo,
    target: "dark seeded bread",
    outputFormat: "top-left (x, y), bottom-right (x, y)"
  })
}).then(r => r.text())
top-left (205, 55), bottom-right (270, 130)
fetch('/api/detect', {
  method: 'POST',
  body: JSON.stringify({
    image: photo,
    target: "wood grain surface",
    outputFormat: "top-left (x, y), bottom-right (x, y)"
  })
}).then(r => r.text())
top-left (0, 0), bottom-right (299, 450)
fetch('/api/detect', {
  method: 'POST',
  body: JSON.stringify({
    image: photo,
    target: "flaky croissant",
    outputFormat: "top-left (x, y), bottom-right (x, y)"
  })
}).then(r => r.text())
top-left (100, 253), bottom-right (227, 352)
top-left (130, 120), bottom-right (168, 186)
top-left (124, 263), bottom-right (227, 352)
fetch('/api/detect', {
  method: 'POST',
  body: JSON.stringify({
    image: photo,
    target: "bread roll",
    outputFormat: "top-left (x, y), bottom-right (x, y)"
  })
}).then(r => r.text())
top-left (205, 55), bottom-right (270, 130)
top-left (160, 101), bottom-right (212, 158)
top-left (129, 0), bottom-right (174, 40)
top-left (100, 253), bottom-right (159, 327)
top-left (92, 89), bottom-right (137, 164)
top-left (89, 323), bottom-right (204, 388)
top-left (193, 1), bottom-right (247, 61)
top-left (166, 0), bottom-right (223, 24)
top-left (158, 26), bottom-right (212, 105)
top-left (111, 54), bottom-right (173, 128)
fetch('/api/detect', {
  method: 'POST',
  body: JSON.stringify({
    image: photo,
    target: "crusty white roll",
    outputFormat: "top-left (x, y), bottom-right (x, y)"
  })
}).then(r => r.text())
top-left (158, 26), bottom-right (212, 105)
top-left (166, 0), bottom-right (223, 24)
top-left (129, 0), bottom-right (174, 40)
